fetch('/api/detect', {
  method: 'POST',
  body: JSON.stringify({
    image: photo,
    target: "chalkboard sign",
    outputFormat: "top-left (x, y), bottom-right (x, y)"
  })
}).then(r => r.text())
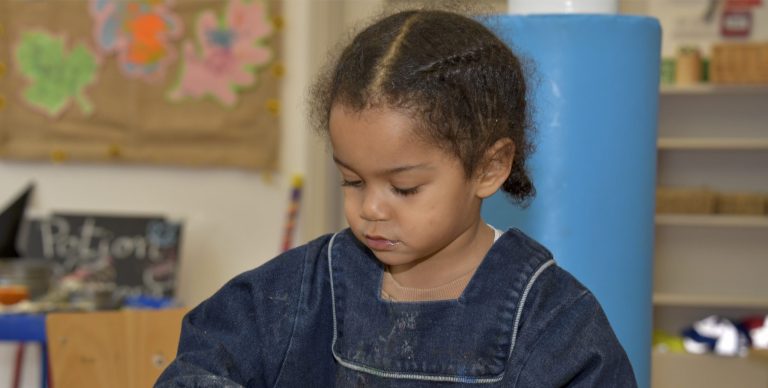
top-left (19, 213), bottom-right (182, 297)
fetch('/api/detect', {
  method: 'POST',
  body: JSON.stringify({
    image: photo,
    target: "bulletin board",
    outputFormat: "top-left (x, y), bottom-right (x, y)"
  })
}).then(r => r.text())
top-left (0, 0), bottom-right (282, 170)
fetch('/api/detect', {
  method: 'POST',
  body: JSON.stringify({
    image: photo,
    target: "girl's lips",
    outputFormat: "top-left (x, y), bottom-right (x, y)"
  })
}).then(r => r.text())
top-left (364, 235), bottom-right (399, 251)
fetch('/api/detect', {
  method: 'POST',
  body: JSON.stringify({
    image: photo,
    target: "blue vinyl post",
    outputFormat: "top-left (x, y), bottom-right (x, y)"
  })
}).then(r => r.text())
top-left (482, 15), bottom-right (660, 388)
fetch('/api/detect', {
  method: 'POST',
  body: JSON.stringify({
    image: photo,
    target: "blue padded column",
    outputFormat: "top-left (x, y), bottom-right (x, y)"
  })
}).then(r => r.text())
top-left (482, 15), bottom-right (660, 388)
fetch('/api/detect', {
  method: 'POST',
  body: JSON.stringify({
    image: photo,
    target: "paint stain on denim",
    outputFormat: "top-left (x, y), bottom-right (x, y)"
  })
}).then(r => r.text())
top-left (349, 311), bottom-right (420, 368)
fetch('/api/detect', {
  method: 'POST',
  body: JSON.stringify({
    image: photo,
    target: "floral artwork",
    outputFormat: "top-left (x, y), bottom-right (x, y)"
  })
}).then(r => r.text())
top-left (168, 0), bottom-right (273, 107)
top-left (90, 0), bottom-right (183, 82)
top-left (1, 0), bottom-right (281, 169)
top-left (15, 31), bottom-right (99, 117)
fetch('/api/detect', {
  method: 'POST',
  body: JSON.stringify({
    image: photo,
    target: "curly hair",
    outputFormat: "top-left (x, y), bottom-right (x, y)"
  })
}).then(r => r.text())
top-left (310, 9), bottom-right (535, 204)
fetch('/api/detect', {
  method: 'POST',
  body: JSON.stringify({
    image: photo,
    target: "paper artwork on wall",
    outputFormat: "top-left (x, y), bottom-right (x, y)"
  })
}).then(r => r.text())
top-left (90, 0), bottom-right (183, 83)
top-left (15, 31), bottom-right (99, 117)
top-left (168, 0), bottom-right (273, 107)
top-left (0, 0), bottom-right (282, 169)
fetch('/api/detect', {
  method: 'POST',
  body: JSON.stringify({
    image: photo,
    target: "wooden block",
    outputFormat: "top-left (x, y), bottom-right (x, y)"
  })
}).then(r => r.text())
top-left (46, 308), bottom-right (188, 388)
top-left (765, 195), bottom-right (768, 216)
top-left (716, 192), bottom-right (766, 215)
top-left (656, 187), bottom-right (716, 214)
top-left (47, 311), bottom-right (130, 388)
top-left (711, 43), bottom-right (768, 84)
top-left (129, 309), bottom-right (188, 387)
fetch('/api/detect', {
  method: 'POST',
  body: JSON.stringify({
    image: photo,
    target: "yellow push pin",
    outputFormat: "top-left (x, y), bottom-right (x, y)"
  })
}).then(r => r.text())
top-left (265, 98), bottom-right (280, 115)
top-left (272, 16), bottom-right (284, 31)
top-left (50, 149), bottom-right (69, 163)
top-left (271, 63), bottom-right (285, 79)
top-left (107, 144), bottom-right (121, 158)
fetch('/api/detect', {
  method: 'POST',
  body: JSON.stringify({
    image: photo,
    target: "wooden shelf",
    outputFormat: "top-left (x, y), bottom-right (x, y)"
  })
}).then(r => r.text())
top-left (653, 350), bottom-right (768, 388)
top-left (658, 137), bottom-right (768, 150)
top-left (751, 349), bottom-right (768, 362)
top-left (654, 293), bottom-right (768, 309)
top-left (655, 215), bottom-right (768, 228)
top-left (660, 84), bottom-right (768, 95)
top-left (656, 349), bottom-right (768, 363)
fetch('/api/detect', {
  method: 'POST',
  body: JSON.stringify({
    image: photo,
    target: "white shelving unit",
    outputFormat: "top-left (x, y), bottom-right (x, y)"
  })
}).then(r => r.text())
top-left (653, 84), bottom-right (768, 387)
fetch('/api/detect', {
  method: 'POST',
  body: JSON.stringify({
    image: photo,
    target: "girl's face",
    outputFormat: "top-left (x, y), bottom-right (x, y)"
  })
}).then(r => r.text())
top-left (329, 105), bottom-right (486, 270)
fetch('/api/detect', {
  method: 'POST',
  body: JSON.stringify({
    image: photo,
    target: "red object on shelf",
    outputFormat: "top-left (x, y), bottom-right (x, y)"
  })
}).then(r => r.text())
top-left (725, 0), bottom-right (762, 7)
top-left (721, 9), bottom-right (752, 38)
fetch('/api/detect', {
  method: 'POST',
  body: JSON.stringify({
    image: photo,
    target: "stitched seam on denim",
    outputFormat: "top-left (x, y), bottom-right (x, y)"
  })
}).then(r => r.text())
top-left (328, 231), bottom-right (341, 361)
top-left (329, 231), bottom-right (503, 384)
top-left (510, 289), bottom-right (591, 387)
top-left (334, 357), bottom-right (503, 383)
top-left (508, 259), bottom-right (556, 360)
top-left (272, 246), bottom-right (310, 387)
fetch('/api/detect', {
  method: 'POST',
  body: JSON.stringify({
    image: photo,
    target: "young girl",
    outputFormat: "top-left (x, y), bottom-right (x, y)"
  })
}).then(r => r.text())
top-left (157, 9), bottom-right (636, 387)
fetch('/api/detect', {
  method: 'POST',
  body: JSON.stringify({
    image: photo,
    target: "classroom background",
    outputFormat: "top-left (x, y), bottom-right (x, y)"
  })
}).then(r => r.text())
top-left (1, 0), bottom-right (767, 387)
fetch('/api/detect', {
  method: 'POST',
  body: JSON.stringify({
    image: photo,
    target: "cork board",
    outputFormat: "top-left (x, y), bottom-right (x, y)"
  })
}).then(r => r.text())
top-left (0, 0), bottom-right (282, 170)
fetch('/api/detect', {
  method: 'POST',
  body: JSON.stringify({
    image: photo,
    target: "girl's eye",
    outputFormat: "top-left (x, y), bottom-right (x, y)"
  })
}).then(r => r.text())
top-left (341, 179), bottom-right (363, 188)
top-left (392, 186), bottom-right (420, 196)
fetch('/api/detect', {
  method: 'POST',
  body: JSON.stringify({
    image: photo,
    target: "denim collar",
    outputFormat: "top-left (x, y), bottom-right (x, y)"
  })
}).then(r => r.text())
top-left (328, 228), bottom-right (555, 383)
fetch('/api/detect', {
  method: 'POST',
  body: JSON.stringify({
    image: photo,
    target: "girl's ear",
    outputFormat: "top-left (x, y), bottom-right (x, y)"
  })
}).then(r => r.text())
top-left (475, 138), bottom-right (515, 199)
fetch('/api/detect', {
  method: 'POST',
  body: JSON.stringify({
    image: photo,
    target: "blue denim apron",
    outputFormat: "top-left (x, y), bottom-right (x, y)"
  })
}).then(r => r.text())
top-left (157, 229), bottom-right (636, 387)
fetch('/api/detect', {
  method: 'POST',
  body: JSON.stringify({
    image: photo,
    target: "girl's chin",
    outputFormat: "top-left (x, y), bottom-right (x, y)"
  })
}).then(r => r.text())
top-left (371, 251), bottom-right (423, 268)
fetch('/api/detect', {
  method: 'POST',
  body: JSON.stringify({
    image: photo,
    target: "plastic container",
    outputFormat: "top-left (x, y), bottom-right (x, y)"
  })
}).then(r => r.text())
top-left (508, 0), bottom-right (618, 14)
top-left (0, 258), bottom-right (54, 300)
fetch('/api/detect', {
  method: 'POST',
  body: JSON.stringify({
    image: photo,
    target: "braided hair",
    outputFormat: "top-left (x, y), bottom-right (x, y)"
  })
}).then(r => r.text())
top-left (311, 10), bottom-right (535, 204)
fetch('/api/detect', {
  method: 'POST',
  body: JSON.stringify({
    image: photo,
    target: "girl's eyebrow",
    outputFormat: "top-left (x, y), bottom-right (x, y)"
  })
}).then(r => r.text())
top-left (332, 155), bottom-right (433, 175)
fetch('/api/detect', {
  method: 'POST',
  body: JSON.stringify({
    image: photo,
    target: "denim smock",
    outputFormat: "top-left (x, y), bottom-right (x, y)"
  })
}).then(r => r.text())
top-left (156, 228), bottom-right (637, 387)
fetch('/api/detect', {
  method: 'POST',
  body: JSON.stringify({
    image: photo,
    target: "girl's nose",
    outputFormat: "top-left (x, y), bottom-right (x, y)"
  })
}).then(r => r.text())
top-left (360, 190), bottom-right (388, 222)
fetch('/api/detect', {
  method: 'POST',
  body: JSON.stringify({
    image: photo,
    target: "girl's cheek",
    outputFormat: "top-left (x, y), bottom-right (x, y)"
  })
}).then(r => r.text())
top-left (343, 197), bottom-right (358, 218)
